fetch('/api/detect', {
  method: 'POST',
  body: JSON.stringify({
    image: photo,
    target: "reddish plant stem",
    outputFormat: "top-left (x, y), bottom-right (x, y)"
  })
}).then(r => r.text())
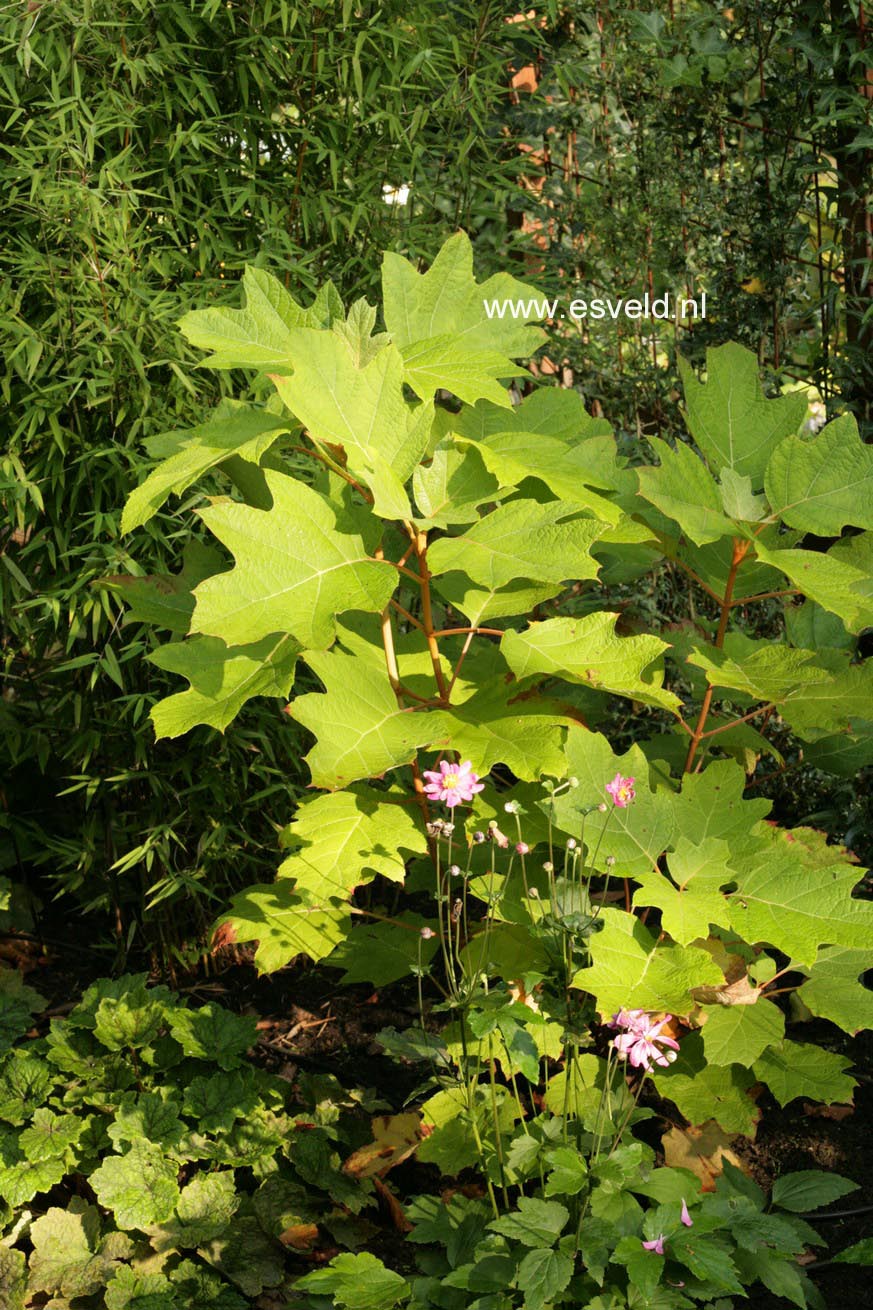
top-left (683, 539), bottom-right (749, 773)
top-left (412, 531), bottom-right (449, 702)
top-left (700, 703), bottom-right (776, 740)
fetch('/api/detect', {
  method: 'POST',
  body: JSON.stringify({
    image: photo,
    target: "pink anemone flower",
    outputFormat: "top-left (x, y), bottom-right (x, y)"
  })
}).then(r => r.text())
top-left (606, 772), bottom-right (636, 807)
top-left (422, 760), bottom-right (485, 808)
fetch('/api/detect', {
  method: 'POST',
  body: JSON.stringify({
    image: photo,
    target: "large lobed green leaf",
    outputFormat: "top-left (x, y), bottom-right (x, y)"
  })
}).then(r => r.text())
top-left (191, 471), bottom-right (394, 648)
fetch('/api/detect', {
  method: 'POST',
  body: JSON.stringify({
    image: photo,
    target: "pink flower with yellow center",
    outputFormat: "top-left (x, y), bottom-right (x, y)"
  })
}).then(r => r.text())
top-left (606, 772), bottom-right (636, 808)
top-left (610, 1010), bottom-right (680, 1071)
top-left (423, 760), bottom-right (484, 808)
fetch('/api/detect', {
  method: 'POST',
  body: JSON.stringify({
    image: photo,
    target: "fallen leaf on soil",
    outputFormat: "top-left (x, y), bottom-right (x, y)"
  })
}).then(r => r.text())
top-left (342, 1112), bottom-right (423, 1179)
top-left (802, 1101), bottom-right (854, 1121)
top-left (279, 1222), bottom-right (320, 1249)
top-left (373, 1175), bottom-right (413, 1233)
top-left (662, 1121), bottom-right (746, 1192)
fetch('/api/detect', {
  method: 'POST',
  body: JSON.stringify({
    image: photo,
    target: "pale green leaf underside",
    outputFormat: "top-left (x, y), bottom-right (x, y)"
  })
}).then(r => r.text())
top-left (122, 406), bottom-right (290, 533)
top-left (382, 230), bottom-right (545, 360)
top-left (178, 265), bottom-right (339, 370)
top-left (637, 437), bottom-right (735, 545)
top-left (699, 998), bottom-right (785, 1067)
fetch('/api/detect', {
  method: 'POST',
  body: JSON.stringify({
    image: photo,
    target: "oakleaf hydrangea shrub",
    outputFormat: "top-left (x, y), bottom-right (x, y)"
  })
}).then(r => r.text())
top-left (115, 234), bottom-right (873, 1306)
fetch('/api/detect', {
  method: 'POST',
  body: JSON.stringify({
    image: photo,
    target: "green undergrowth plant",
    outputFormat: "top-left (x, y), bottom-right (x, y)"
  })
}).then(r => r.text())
top-left (0, 968), bottom-right (395, 1307)
top-left (115, 232), bottom-right (873, 1305)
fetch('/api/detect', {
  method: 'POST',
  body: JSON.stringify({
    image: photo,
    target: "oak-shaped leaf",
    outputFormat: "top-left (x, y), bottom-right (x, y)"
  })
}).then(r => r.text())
top-left (149, 633), bottom-right (300, 738)
top-left (725, 857), bottom-right (873, 966)
top-left (178, 264), bottom-right (340, 370)
top-left (633, 837), bottom-right (734, 945)
top-left (679, 342), bottom-right (806, 486)
top-left (550, 733), bottom-right (675, 877)
top-left (795, 947), bottom-right (873, 1035)
top-left (191, 471), bottom-right (394, 648)
top-left (502, 612), bottom-right (681, 714)
top-left (765, 411), bottom-right (873, 535)
top-left (275, 786), bottom-right (426, 903)
top-left (290, 650), bottom-right (451, 790)
top-left (637, 436), bottom-right (735, 544)
top-left (216, 884), bottom-right (351, 971)
top-left (382, 231), bottom-right (545, 405)
top-left (572, 908), bottom-right (722, 1017)
top-left (752, 1040), bottom-right (855, 1108)
top-left (427, 500), bottom-right (606, 591)
top-left (121, 404), bottom-right (291, 532)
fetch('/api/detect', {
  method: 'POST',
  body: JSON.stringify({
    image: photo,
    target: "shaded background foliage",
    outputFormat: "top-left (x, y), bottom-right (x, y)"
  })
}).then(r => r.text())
top-left (1, 0), bottom-right (870, 969)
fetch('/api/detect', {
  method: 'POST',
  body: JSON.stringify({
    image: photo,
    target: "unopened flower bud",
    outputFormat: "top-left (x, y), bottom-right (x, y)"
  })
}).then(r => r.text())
top-left (515, 841), bottom-right (530, 856)
top-left (420, 927), bottom-right (435, 939)
top-left (567, 838), bottom-right (577, 850)
top-left (473, 830), bottom-right (486, 844)
top-left (442, 822), bottom-right (455, 836)
top-left (504, 800), bottom-right (519, 815)
top-left (605, 854), bottom-right (616, 867)
top-left (529, 887), bottom-right (540, 899)
top-left (597, 802), bottom-right (608, 813)
top-left (568, 777), bottom-right (579, 788)
top-left (542, 861), bottom-right (554, 874)
top-left (449, 864), bottom-right (462, 878)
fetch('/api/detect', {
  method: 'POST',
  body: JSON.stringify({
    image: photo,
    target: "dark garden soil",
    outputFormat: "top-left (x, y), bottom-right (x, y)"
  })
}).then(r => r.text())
top-left (10, 936), bottom-right (873, 1310)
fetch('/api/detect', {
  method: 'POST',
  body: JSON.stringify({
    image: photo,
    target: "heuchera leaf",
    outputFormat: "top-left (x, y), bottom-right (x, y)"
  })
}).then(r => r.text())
top-left (295, 1251), bottom-right (411, 1310)
top-left (679, 342), bottom-right (806, 486)
top-left (290, 650), bottom-right (451, 790)
top-left (146, 1170), bottom-right (240, 1251)
top-left (502, 613), bottom-right (681, 714)
top-left (191, 471), bottom-right (395, 648)
top-left (765, 412), bottom-right (873, 535)
top-left (0, 1247), bottom-right (26, 1310)
top-left (166, 1003), bottom-right (257, 1070)
top-left (27, 1200), bottom-right (134, 1298)
top-left (572, 908), bottom-right (722, 1017)
top-left (515, 1246), bottom-right (574, 1310)
top-left (149, 633), bottom-right (300, 738)
top-left (89, 1140), bottom-right (181, 1230)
